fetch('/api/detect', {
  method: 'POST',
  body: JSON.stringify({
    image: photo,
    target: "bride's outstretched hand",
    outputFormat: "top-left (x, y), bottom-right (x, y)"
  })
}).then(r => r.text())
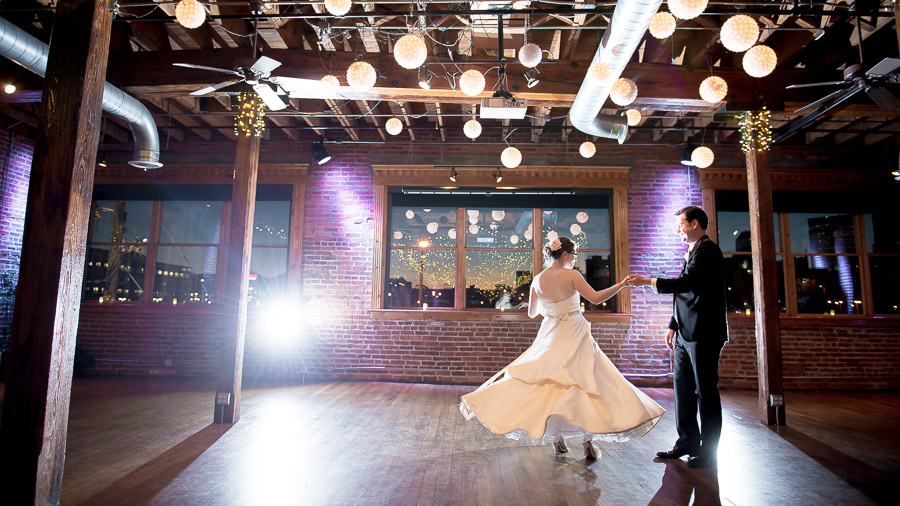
top-left (626, 274), bottom-right (651, 287)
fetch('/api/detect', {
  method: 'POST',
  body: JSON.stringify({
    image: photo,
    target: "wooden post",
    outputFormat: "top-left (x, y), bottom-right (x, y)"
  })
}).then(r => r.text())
top-left (745, 146), bottom-right (787, 426)
top-left (0, 0), bottom-right (113, 502)
top-left (214, 133), bottom-right (260, 423)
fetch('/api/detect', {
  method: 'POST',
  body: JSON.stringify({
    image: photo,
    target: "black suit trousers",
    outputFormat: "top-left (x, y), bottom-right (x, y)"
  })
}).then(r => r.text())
top-left (673, 336), bottom-right (724, 457)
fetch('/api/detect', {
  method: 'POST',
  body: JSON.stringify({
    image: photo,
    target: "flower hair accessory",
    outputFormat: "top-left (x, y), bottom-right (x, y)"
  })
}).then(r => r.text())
top-left (548, 238), bottom-right (562, 251)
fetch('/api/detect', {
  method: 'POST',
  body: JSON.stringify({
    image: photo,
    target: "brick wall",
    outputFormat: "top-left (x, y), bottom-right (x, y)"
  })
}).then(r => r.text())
top-left (0, 131), bottom-right (33, 353)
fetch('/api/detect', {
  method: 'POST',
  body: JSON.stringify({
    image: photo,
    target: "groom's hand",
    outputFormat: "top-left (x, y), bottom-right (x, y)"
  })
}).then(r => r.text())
top-left (626, 274), bottom-right (651, 286)
top-left (664, 329), bottom-right (676, 351)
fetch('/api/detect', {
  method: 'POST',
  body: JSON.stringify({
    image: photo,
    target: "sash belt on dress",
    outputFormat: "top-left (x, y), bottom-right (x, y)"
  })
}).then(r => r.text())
top-left (545, 309), bottom-right (582, 321)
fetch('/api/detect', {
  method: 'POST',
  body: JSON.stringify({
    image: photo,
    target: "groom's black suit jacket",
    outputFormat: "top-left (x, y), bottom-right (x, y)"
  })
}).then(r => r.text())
top-left (656, 235), bottom-right (728, 344)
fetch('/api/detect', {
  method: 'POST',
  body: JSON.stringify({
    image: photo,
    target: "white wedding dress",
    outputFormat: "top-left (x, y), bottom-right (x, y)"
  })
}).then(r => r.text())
top-left (459, 292), bottom-right (665, 442)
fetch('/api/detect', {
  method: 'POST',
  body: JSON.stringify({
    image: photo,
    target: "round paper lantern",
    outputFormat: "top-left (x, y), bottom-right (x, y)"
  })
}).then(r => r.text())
top-left (393, 231), bottom-right (403, 240)
top-left (589, 62), bottom-right (612, 83)
top-left (570, 223), bottom-right (582, 236)
top-left (579, 141), bottom-right (596, 158)
top-left (448, 228), bottom-right (457, 239)
top-left (501, 147), bottom-right (522, 169)
top-left (468, 224), bottom-right (479, 235)
top-left (510, 234), bottom-right (519, 244)
top-left (463, 119), bottom-right (482, 139)
top-left (405, 209), bottom-right (415, 219)
top-left (394, 34), bottom-right (427, 69)
top-left (524, 229), bottom-right (533, 241)
top-left (467, 209), bottom-right (480, 223)
top-left (699, 76), bottom-right (728, 103)
top-left (175, 0), bottom-right (206, 29)
top-left (576, 211), bottom-right (589, 223)
top-left (625, 109), bottom-right (642, 126)
top-left (648, 11), bottom-right (676, 39)
top-left (691, 146), bottom-right (715, 168)
top-left (459, 69), bottom-right (486, 96)
top-left (518, 43), bottom-right (542, 68)
top-left (426, 222), bottom-right (439, 234)
top-left (321, 75), bottom-right (340, 89)
top-left (492, 210), bottom-right (506, 221)
top-left (547, 230), bottom-right (559, 242)
top-left (324, 0), bottom-right (352, 16)
top-left (721, 14), bottom-right (759, 53)
top-left (668, 0), bottom-right (708, 20)
top-left (346, 61), bottom-right (376, 90)
top-left (743, 45), bottom-right (777, 78)
top-left (385, 117), bottom-right (403, 136)
top-left (609, 78), bottom-right (638, 106)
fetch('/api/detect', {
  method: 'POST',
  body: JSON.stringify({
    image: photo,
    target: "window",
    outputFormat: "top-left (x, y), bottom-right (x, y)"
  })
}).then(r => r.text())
top-left (249, 201), bottom-right (292, 305)
top-left (84, 200), bottom-right (153, 303)
top-left (865, 212), bottom-right (900, 315)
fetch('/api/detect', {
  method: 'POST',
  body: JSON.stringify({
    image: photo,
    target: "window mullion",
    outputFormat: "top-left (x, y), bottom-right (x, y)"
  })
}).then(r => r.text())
top-left (455, 207), bottom-right (466, 310)
top-left (855, 213), bottom-right (874, 317)
top-left (780, 213), bottom-right (798, 316)
top-left (142, 201), bottom-right (163, 305)
top-left (533, 207), bottom-right (544, 278)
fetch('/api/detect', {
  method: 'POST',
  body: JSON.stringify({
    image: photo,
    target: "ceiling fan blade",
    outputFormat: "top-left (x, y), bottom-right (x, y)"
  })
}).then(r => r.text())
top-left (190, 80), bottom-right (242, 96)
top-left (785, 81), bottom-right (847, 89)
top-left (794, 87), bottom-right (854, 113)
top-left (865, 57), bottom-right (900, 78)
top-left (866, 86), bottom-right (900, 110)
top-left (269, 76), bottom-right (330, 93)
top-left (174, 63), bottom-right (241, 76)
top-left (250, 56), bottom-right (282, 75)
top-left (775, 86), bottom-right (863, 143)
top-left (253, 83), bottom-right (287, 111)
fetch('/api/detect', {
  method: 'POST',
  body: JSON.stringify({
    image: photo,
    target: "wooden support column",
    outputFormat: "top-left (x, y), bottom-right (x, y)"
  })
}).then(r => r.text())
top-left (0, 0), bottom-right (112, 503)
top-left (745, 147), bottom-right (787, 426)
top-left (214, 133), bottom-right (260, 424)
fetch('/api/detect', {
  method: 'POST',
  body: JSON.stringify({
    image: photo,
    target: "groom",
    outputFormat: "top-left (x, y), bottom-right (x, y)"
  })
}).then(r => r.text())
top-left (628, 206), bottom-right (728, 468)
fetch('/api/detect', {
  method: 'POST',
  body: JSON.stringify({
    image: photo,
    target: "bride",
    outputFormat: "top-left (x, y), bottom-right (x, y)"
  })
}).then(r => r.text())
top-left (459, 237), bottom-right (665, 459)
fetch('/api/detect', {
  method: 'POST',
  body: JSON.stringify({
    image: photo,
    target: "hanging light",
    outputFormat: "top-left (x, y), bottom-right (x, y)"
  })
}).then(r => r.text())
top-left (576, 211), bottom-right (589, 223)
top-left (510, 235), bottom-right (519, 244)
top-left (609, 78), bottom-right (638, 106)
top-left (463, 119), bottom-right (482, 139)
top-left (524, 229), bottom-right (533, 241)
top-left (742, 45), bottom-right (777, 78)
top-left (405, 209), bottom-right (415, 219)
top-left (321, 75), bottom-right (341, 89)
top-left (3, 83), bottom-right (15, 94)
top-left (569, 223), bottom-right (583, 236)
top-left (668, 0), bottom-right (708, 20)
top-left (579, 141), bottom-right (596, 158)
top-left (426, 222), bottom-right (439, 234)
top-left (394, 33), bottom-right (428, 69)
top-left (459, 69), bottom-right (486, 96)
top-left (175, 0), bottom-right (206, 29)
top-left (699, 76), bottom-right (728, 103)
top-left (721, 14), bottom-right (760, 53)
top-left (492, 210), bottom-right (506, 221)
top-left (468, 224), bottom-right (480, 235)
top-left (518, 43), bottom-right (542, 68)
top-left (547, 230), bottom-right (559, 242)
top-left (625, 109), bottom-right (642, 126)
top-left (648, 11), bottom-right (676, 39)
top-left (691, 146), bottom-right (715, 168)
top-left (448, 228), bottom-right (457, 239)
top-left (313, 141), bottom-right (332, 165)
top-left (449, 167), bottom-right (459, 182)
top-left (501, 147), bottom-right (522, 168)
top-left (393, 231), bottom-right (403, 240)
top-left (589, 62), bottom-right (612, 83)
top-left (385, 117), bottom-right (403, 136)
top-left (346, 61), bottom-right (377, 90)
top-left (324, 0), bottom-right (352, 17)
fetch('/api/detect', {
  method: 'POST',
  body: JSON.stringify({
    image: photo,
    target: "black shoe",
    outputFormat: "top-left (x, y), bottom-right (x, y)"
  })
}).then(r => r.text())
top-left (656, 447), bottom-right (692, 459)
top-left (687, 455), bottom-right (716, 468)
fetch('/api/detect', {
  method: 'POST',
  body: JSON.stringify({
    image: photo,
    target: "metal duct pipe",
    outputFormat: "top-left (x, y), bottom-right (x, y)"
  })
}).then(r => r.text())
top-left (0, 17), bottom-right (162, 169)
top-left (568, 0), bottom-right (663, 144)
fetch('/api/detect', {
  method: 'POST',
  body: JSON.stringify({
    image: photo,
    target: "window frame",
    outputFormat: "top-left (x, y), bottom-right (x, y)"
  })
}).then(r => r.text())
top-left (369, 165), bottom-right (632, 322)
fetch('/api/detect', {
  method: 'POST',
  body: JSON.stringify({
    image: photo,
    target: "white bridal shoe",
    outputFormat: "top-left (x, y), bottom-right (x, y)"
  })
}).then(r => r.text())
top-left (553, 437), bottom-right (569, 454)
top-left (583, 441), bottom-right (599, 460)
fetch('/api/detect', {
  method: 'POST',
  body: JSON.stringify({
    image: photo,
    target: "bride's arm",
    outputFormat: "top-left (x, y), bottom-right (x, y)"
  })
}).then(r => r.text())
top-left (572, 271), bottom-right (628, 305)
top-left (527, 284), bottom-right (541, 319)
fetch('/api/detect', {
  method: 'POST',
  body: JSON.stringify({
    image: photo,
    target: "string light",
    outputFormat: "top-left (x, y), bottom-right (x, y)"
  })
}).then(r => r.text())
top-left (739, 107), bottom-right (772, 153)
top-left (394, 33), bottom-right (428, 69)
top-left (459, 69), bottom-right (486, 96)
top-left (648, 11), bottom-right (676, 39)
top-left (609, 78), bottom-right (638, 106)
top-left (234, 91), bottom-right (265, 137)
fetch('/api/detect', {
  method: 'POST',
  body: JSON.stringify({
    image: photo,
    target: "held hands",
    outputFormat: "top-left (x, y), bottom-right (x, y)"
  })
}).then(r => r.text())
top-left (624, 274), bottom-right (652, 287)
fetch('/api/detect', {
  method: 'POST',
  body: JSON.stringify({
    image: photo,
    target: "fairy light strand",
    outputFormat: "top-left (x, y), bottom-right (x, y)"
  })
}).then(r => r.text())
top-left (739, 107), bottom-right (772, 153)
top-left (234, 91), bottom-right (266, 137)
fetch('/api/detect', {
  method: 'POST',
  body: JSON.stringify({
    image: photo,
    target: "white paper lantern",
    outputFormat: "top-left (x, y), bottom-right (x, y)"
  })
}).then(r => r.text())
top-left (569, 223), bottom-right (583, 236)
top-left (699, 76), bottom-right (728, 103)
top-left (469, 224), bottom-right (479, 235)
top-left (394, 34), bottom-right (427, 69)
top-left (510, 234), bottom-right (519, 245)
top-left (405, 209), bottom-right (415, 219)
top-left (324, 0), bottom-right (352, 16)
top-left (518, 43), bottom-right (543, 68)
top-left (668, 0), bottom-right (708, 20)
top-left (547, 230), bottom-right (559, 242)
top-left (492, 210), bottom-right (506, 221)
top-left (609, 78), bottom-right (638, 106)
top-left (175, 0), bottom-right (206, 29)
top-left (463, 119), bottom-right (482, 139)
top-left (625, 109), bottom-right (642, 126)
top-left (648, 11), bottom-right (676, 39)
top-left (721, 15), bottom-right (759, 53)
top-left (321, 75), bottom-right (340, 89)
top-left (501, 147), bottom-right (522, 169)
top-left (743, 45), bottom-right (777, 78)
top-left (576, 211), bottom-right (589, 223)
top-left (691, 146), bottom-right (715, 168)
top-left (385, 117), bottom-right (403, 136)
top-left (579, 141), bottom-right (596, 158)
top-left (589, 62), bottom-right (612, 83)
top-left (459, 69), bottom-right (486, 96)
top-left (426, 222), bottom-right (439, 234)
top-left (393, 231), bottom-right (403, 240)
top-left (524, 229), bottom-right (533, 241)
top-left (448, 228), bottom-right (457, 240)
top-left (346, 61), bottom-right (376, 90)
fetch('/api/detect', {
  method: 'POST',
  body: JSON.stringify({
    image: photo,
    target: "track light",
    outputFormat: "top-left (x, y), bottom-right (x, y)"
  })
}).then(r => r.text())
top-left (681, 141), bottom-right (696, 166)
top-left (97, 153), bottom-right (107, 168)
top-left (449, 167), bottom-right (458, 182)
top-left (525, 69), bottom-right (540, 88)
top-left (492, 168), bottom-right (503, 183)
top-left (419, 70), bottom-right (433, 90)
top-left (313, 140), bottom-right (332, 165)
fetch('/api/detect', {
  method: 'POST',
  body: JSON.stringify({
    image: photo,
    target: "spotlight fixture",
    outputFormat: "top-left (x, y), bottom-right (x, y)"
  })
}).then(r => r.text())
top-left (449, 167), bottom-right (458, 182)
top-left (525, 69), bottom-right (540, 89)
top-left (312, 140), bottom-right (332, 165)
top-left (418, 70), bottom-right (433, 90)
top-left (3, 83), bottom-right (15, 94)
top-left (492, 168), bottom-right (503, 183)
top-left (681, 141), bottom-right (696, 166)
top-left (893, 169), bottom-right (900, 181)
top-left (97, 153), bottom-right (107, 168)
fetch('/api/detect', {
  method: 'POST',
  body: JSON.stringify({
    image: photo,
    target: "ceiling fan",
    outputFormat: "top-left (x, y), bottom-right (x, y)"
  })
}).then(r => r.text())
top-left (173, 55), bottom-right (329, 111)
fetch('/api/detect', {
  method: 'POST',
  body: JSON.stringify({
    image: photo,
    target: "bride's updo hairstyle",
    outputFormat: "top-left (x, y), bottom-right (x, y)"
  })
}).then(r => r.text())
top-left (543, 236), bottom-right (576, 266)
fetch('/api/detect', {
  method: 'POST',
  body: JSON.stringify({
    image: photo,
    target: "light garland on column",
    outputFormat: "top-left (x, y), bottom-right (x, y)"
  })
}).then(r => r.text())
top-left (739, 107), bottom-right (772, 153)
top-left (234, 91), bottom-right (265, 137)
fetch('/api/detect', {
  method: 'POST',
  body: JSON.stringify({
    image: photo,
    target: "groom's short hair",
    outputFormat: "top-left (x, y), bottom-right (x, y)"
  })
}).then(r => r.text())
top-left (675, 206), bottom-right (709, 230)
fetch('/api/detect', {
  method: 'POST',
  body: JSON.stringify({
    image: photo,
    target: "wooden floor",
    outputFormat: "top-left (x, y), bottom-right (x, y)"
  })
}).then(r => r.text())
top-left (1, 379), bottom-right (898, 505)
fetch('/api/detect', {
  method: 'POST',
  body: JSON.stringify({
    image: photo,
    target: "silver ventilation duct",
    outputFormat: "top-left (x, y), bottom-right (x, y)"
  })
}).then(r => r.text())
top-left (568, 0), bottom-right (663, 144)
top-left (0, 17), bottom-right (162, 169)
